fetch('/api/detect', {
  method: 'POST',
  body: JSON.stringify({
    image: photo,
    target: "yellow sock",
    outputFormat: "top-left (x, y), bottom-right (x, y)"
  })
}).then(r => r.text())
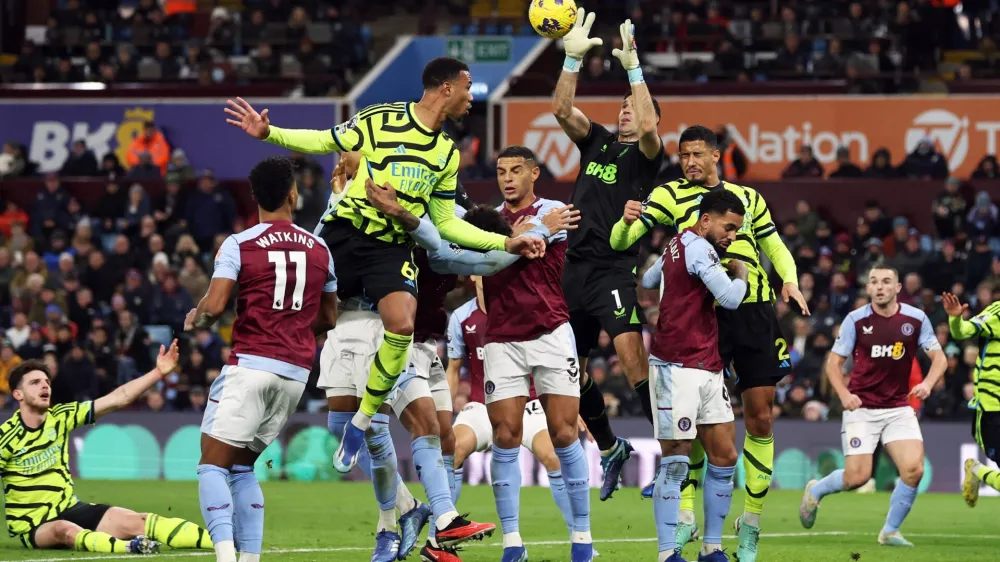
top-left (145, 513), bottom-right (213, 549)
top-left (975, 465), bottom-right (1000, 491)
top-left (359, 331), bottom-right (412, 417)
top-left (74, 530), bottom-right (130, 553)
top-left (743, 433), bottom-right (774, 516)
top-left (680, 439), bottom-right (705, 513)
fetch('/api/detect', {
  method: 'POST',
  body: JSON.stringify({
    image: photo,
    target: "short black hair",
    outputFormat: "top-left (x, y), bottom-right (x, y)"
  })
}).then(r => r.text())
top-left (497, 145), bottom-right (538, 164)
top-left (463, 205), bottom-right (512, 237)
top-left (698, 189), bottom-right (745, 218)
top-left (422, 57), bottom-right (470, 89)
top-left (623, 93), bottom-right (662, 120)
top-left (678, 125), bottom-right (719, 149)
top-left (8, 360), bottom-right (49, 393)
top-left (248, 156), bottom-right (296, 212)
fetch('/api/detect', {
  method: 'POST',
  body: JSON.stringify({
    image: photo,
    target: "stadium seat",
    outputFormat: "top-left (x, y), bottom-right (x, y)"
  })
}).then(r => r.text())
top-left (145, 325), bottom-right (174, 347)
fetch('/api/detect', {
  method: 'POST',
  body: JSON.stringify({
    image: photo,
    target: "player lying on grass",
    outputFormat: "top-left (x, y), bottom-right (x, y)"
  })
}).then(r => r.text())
top-left (800, 266), bottom-right (946, 547)
top-left (0, 342), bottom-right (212, 554)
top-left (941, 293), bottom-right (1000, 507)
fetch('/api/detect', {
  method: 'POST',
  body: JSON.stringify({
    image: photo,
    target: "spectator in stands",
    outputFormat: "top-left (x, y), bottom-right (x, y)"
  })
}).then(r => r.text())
top-left (863, 200), bottom-right (893, 238)
top-left (900, 137), bottom-right (949, 179)
top-left (126, 121), bottom-right (170, 175)
top-left (115, 45), bottom-right (140, 82)
top-left (167, 149), bottom-right (195, 181)
top-left (154, 42), bottom-right (182, 80)
top-left (178, 256), bottom-right (209, 302)
top-left (966, 235), bottom-right (995, 290)
top-left (972, 155), bottom-right (1000, 179)
top-left (123, 268), bottom-right (153, 324)
top-left (0, 202), bottom-right (29, 239)
top-left (51, 57), bottom-right (84, 83)
top-left (782, 145), bottom-right (824, 178)
top-left (0, 143), bottom-right (28, 178)
top-left (883, 216), bottom-right (913, 258)
top-left (891, 231), bottom-right (929, 278)
top-left (101, 153), bottom-right (125, 179)
top-left (815, 38), bottom-right (847, 77)
top-left (932, 177), bottom-right (968, 238)
top-left (71, 221), bottom-right (96, 259)
top-left (775, 34), bottom-right (809, 75)
top-left (120, 184), bottom-right (151, 235)
top-left (966, 192), bottom-right (999, 239)
top-left (0, 341), bottom-right (22, 402)
top-left (83, 251), bottom-right (116, 304)
top-left (186, 385), bottom-right (207, 413)
top-left (253, 42), bottom-right (281, 78)
top-left (865, 147), bottom-right (898, 178)
top-left (97, 180), bottom-right (128, 233)
top-left (151, 272), bottom-right (194, 332)
top-left (923, 238), bottom-right (965, 293)
top-left (185, 171), bottom-right (237, 251)
top-left (82, 42), bottom-right (104, 81)
top-left (795, 200), bottom-right (821, 244)
top-left (60, 140), bottom-right (100, 177)
top-left (6, 313), bottom-right (30, 351)
top-left (31, 174), bottom-right (70, 244)
top-left (828, 147), bottom-right (863, 178)
top-left (715, 126), bottom-right (748, 181)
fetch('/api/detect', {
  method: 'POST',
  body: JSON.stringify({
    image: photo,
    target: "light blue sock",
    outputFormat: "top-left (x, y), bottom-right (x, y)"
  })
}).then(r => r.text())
top-left (454, 467), bottom-right (465, 504)
top-left (703, 462), bottom-right (735, 546)
top-left (554, 442), bottom-right (591, 535)
top-left (882, 481), bottom-right (918, 534)
top-left (227, 464), bottom-right (263, 554)
top-left (367, 413), bottom-right (399, 511)
top-left (443, 455), bottom-right (457, 502)
top-left (490, 445), bottom-right (521, 535)
top-left (197, 464), bottom-right (234, 545)
top-left (810, 469), bottom-right (845, 501)
top-left (547, 470), bottom-right (575, 534)
top-left (328, 411), bottom-right (368, 473)
top-left (412, 435), bottom-right (456, 530)
top-left (654, 455), bottom-right (689, 555)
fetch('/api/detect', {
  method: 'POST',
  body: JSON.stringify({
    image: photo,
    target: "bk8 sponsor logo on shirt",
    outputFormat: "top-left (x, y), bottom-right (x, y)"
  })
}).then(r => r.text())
top-left (871, 342), bottom-right (905, 360)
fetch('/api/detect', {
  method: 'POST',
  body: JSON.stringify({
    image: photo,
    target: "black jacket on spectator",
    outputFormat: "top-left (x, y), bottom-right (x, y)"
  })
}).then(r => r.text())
top-left (921, 253), bottom-right (966, 293)
top-left (82, 262), bottom-right (118, 305)
top-left (151, 286), bottom-right (194, 331)
top-left (60, 355), bottom-right (101, 402)
top-left (31, 188), bottom-right (70, 238)
top-left (966, 243), bottom-right (994, 291)
top-left (185, 188), bottom-right (237, 249)
top-left (901, 149), bottom-right (949, 180)
top-left (782, 158), bottom-right (824, 179)
top-left (124, 284), bottom-right (154, 324)
top-left (61, 149), bottom-right (100, 176)
top-left (97, 188), bottom-right (128, 232)
top-left (829, 163), bottom-right (863, 178)
top-left (116, 325), bottom-right (152, 373)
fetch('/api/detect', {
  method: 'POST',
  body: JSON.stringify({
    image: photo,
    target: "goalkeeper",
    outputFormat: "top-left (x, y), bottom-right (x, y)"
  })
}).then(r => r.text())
top-left (224, 57), bottom-right (544, 476)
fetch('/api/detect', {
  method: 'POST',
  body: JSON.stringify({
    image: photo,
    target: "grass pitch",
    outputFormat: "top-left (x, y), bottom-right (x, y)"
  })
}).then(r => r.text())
top-left (1, 480), bottom-right (995, 561)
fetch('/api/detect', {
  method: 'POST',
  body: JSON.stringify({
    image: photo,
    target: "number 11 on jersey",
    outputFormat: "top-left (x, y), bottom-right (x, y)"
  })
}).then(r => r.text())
top-left (269, 250), bottom-right (307, 311)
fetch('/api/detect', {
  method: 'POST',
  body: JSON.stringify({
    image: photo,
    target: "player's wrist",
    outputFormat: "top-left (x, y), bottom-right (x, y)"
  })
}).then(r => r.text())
top-left (627, 67), bottom-right (643, 84)
top-left (563, 55), bottom-right (582, 72)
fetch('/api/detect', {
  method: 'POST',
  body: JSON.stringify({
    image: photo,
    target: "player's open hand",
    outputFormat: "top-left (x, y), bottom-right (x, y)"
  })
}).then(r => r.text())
top-left (840, 392), bottom-right (863, 411)
top-left (365, 178), bottom-right (404, 216)
top-left (155, 339), bottom-right (180, 377)
top-left (563, 7), bottom-right (603, 60)
top-left (225, 97), bottom-right (271, 139)
top-left (622, 200), bottom-right (643, 225)
top-left (942, 292), bottom-right (968, 317)
top-left (909, 380), bottom-right (933, 400)
top-left (506, 235), bottom-right (546, 259)
top-left (541, 204), bottom-right (581, 235)
top-left (611, 19), bottom-right (640, 71)
top-left (330, 159), bottom-right (349, 194)
top-left (183, 308), bottom-right (197, 332)
top-left (511, 216), bottom-right (533, 237)
top-left (782, 282), bottom-right (811, 316)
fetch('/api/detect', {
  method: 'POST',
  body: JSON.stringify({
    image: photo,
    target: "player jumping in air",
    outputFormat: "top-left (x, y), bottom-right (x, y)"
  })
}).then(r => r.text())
top-left (224, 59), bottom-right (543, 508)
top-left (552, 7), bottom-right (665, 500)
top-left (188, 157), bottom-right (340, 562)
top-left (941, 293), bottom-right (1000, 506)
top-left (470, 146), bottom-right (593, 562)
top-left (610, 126), bottom-right (808, 561)
top-left (644, 189), bottom-right (746, 562)
top-left (800, 266), bottom-right (946, 547)
top-left (0, 345), bottom-right (211, 554)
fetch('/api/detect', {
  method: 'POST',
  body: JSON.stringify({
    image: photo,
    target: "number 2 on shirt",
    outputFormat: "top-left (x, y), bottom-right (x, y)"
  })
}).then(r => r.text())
top-left (268, 250), bottom-right (307, 311)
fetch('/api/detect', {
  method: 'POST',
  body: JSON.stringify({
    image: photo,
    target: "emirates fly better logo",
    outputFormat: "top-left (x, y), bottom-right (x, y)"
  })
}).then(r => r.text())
top-left (904, 109), bottom-right (970, 172)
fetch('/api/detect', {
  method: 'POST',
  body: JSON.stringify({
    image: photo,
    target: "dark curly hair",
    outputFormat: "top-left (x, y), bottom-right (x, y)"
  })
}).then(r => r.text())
top-left (463, 205), bottom-right (512, 237)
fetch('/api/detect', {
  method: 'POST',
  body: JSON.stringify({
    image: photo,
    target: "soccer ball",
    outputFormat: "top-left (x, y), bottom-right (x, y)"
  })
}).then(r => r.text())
top-left (528, 0), bottom-right (578, 39)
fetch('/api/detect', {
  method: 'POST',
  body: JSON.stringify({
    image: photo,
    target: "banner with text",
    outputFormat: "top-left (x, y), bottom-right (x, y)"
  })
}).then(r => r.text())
top-left (503, 96), bottom-right (1000, 181)
top-left (0, 100), bottom-right (340, 179)
top-left (34, 411), bottom-right (993, 494)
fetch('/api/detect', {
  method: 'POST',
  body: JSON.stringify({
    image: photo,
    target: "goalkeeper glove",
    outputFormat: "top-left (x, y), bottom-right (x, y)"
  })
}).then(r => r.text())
top-left (611, 19), bottom-right (643, 83)
top-left (562, 7), bottom-right (602, 72)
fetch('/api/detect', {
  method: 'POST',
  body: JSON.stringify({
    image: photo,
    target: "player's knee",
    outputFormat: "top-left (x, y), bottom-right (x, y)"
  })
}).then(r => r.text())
top-left (53, 521), bottom-right (78, 545)
top-left (843, 466), bottom-right (872, 489)
top-left (492, 423), bottom-right (522, 449)
top-left (744, 407), bottom-right (773, 437)
top-left (901, 463), bottom-right (924, 487)
top-left (548, 423), bottom-right (579, 449)
top-left (383, 317), bottom-right (414, 337)
top-left (707, 446), bottom-right (739, 468)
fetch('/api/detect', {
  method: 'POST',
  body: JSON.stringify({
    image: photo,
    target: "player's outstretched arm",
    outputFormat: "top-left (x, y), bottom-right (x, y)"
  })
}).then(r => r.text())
top-left (753, 192), bottom-right (809, 315)
top-left (641, 254), bottom-right (665, 289)
top-left (943, 292), bottom-right (979, 339)
top-left (610, 194), bottom-right (670, 251)
top-left (225, 97), bottom-right (340, 154)
top-left (611, 19), bottom-right (662, 159)
top-left (553, 7), bottom-right (603, 141)
top-left (94, 340), bottom-right (179, 419)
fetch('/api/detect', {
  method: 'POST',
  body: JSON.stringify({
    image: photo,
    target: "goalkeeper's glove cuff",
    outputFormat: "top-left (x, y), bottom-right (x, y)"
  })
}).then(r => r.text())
top-left (563, 55), bottom-right (582, 73)
top-left (627, 67), bottom-right (644, 84)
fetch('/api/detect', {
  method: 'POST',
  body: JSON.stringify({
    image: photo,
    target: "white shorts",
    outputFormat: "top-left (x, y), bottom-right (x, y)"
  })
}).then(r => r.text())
top-left (842, 406), bottom-right (923, 456)
top-left (649, 360), bottom-right (733, 441)
top-left (317, 310), bottom-right (383, 399)
top-left (391, 340), bottom-right (452, 416)
top-left (201, 365), bottom-right (305, 453)
top-left (483, 322), bottom-right (580, 404)
top-left (454, 399), bottom-right (549, 451)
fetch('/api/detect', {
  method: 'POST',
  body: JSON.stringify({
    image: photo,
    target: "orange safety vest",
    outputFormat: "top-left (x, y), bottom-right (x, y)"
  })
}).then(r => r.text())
top-left (721, 143), bottom-right (738, 180)
top-left (164, 0), bottom-right (197, 16)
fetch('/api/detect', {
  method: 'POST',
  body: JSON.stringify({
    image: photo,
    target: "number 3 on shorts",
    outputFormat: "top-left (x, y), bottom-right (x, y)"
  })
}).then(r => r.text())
top-left (401, 260), bottom-right (417, 281)
top-left (775, 337), bottom-right (791, 361)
